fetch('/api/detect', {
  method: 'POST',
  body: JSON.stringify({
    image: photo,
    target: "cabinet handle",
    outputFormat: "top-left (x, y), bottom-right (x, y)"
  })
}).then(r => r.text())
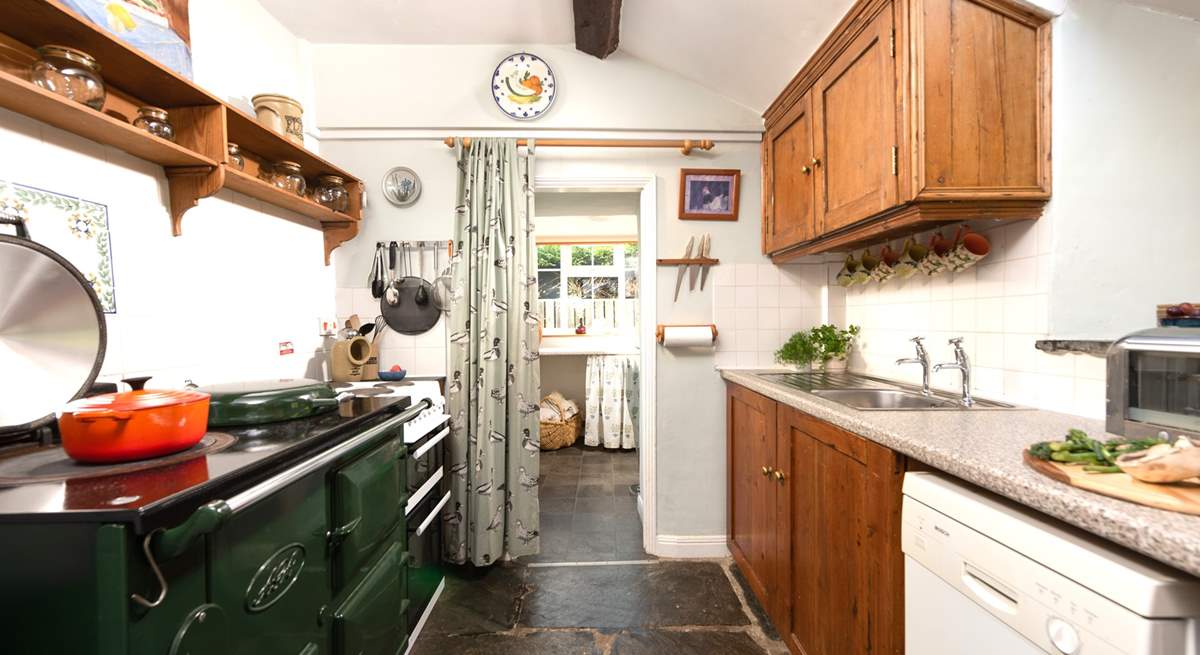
top-left (761, 465), bottom-right (774, 477)
top-left (801, 165), bottom-right (812, 175)
top-left (810, 157), bottom-right (821, 168)
top-left (773, 470), bottom-right (786, 483)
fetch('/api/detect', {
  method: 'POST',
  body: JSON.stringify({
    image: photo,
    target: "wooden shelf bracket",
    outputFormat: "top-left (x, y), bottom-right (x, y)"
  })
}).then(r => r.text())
top-left (165, 165), bottom-right (222, 236)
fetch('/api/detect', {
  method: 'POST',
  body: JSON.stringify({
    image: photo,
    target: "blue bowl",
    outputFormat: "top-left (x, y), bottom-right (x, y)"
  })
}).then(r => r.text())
top-left (378, 369), bottom-right (407, 381)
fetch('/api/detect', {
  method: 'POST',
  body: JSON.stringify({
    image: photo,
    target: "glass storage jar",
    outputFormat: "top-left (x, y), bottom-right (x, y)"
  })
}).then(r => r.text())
top-left (227, 143), bottom-right (245, 170)
top-left (132, 106), bottom-right (175, 141)
top-left (272, 161), bottom-right (306, 196)
top-left (312, 174), bottom-right (349, 212)
top-left (30, 45), bottom-right (106, 110)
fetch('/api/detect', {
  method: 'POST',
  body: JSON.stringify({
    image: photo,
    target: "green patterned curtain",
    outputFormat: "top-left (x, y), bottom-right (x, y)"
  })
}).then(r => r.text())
top-left (443, 138), bottom-right (540, 565)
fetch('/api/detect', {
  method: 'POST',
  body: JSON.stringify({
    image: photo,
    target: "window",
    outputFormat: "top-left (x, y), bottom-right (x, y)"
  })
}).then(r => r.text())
top-left (537, 243), bottom-right (639, 333)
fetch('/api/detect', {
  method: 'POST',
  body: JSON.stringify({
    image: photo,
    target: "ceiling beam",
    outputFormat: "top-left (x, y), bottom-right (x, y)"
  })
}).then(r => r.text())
top-left (573, 0), bottom-right (622, 59)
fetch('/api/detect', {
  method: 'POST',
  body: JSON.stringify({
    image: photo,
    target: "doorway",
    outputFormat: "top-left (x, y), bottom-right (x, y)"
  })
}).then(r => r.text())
top-left (532, 176), bottom-right (657, 561)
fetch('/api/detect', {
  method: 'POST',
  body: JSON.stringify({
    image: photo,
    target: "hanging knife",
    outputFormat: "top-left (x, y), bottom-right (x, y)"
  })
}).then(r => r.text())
top-left (673, 236), bottom-right (695, 302)
top-left (688, 234), bottom-right (704, 291)
top-left (698, 233), bottom-right (713, 290)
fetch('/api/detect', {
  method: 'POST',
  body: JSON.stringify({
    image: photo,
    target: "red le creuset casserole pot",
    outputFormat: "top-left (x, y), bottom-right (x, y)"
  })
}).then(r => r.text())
top-left (58, 388), bottom-right (211, 463)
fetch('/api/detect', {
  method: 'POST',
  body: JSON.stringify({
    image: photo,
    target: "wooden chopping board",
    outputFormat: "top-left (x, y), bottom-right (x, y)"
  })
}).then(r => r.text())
top-left (1023, 450), bottom-right (1200, 516)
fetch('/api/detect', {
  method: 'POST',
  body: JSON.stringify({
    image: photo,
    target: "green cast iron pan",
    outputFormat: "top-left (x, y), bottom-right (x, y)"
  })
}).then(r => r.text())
top-left (198, 379), bottom-right (346, 427)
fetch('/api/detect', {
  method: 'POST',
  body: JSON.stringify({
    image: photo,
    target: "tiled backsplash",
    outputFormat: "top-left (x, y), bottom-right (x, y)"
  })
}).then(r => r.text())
top-left (842, 221), bottom-right (1106, 418)
top-left (713, 262), bottom-right (838, 368)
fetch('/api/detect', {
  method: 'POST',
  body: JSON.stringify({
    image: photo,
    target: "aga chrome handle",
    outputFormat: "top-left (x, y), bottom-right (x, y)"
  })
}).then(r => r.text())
top-left (131, 529), bottom-right (169, 609)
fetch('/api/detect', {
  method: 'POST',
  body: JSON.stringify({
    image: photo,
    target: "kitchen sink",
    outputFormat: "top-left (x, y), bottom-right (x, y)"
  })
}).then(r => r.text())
top-left (810, 389), bottom-right (962, 410)
top-left (758, 372), bottom-right (1019, 410)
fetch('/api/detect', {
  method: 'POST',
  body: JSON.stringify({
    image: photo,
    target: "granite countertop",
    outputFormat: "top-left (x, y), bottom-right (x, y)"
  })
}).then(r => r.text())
top-left (721, 369), bottom-right (1200, 578)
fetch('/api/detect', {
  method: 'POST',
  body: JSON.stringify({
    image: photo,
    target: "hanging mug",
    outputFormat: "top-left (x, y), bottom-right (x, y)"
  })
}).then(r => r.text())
top-left (948, 226), bottom-right (991, 272)
top-left (873, 244), bottom-right (899, 283)
top-left (894, 238), bottom-right (923, 280)
top-left (919, 231), bottom-right (952, 276)
top-left (837, 253), bottom-right (865, 287)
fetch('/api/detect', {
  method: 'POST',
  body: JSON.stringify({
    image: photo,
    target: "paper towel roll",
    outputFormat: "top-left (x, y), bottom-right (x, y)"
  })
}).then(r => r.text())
top-left (659, 325), bottom-right (716, 347)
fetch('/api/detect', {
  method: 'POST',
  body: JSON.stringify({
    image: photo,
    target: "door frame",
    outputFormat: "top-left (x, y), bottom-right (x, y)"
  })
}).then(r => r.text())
top-left (534, 175), bottom-right (659, 555)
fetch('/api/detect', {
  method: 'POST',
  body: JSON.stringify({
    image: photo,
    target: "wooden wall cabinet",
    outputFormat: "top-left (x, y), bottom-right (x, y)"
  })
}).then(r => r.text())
top-left (762, 0), bottom-right (1052, 260)
top-left (727, 383), bottom-right (905, 655)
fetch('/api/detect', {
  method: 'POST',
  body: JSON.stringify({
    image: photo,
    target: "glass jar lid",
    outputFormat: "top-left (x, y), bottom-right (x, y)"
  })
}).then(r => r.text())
top-left (137, 106), bottom-right (169, 120)
top-left (36, 45), bottom-right (101, 72)
top-left (276, 161), bottom-right (302, 173)
top-left (317, 174), bottom-right (345, 185)
top-left (227, 142), bottom-right (241, 153)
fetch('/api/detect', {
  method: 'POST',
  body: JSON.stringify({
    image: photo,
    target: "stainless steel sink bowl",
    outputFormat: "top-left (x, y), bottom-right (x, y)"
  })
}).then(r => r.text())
top-left (757, 371), bottom-right (1019, 410)
top-left (810, 389), bottom-right (962, 410)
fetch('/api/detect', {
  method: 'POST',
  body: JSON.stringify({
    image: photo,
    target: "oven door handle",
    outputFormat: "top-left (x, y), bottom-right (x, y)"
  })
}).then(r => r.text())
top-left (150, 400), bottom-right (430, 562)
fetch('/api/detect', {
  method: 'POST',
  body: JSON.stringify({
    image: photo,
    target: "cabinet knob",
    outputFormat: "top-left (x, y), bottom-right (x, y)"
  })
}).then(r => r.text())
top-left (810, 157), bottom-right (822, 168)
top-left (761, 465), bottom-right (773, 477)
top-left (773, 470), bottom-right (786, 483)
top-left (800, 165), bottom-right (812, 175)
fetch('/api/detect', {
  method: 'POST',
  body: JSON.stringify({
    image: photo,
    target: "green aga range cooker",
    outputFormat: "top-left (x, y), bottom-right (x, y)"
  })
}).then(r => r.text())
top-left (0, 379), bottom-right (450, 655)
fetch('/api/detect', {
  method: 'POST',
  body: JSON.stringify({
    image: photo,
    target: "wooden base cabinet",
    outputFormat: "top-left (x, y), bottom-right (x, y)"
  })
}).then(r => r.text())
top-left (761, 0), bottom-right (1052, 260)
top-left (727, 383), bottom-right (905, 655)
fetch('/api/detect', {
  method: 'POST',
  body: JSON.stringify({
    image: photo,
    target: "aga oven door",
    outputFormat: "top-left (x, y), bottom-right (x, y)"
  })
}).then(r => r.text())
top-left (329, 540), bottom-right (409, 655)
top-left (332, 435), bottom-right (407, 587)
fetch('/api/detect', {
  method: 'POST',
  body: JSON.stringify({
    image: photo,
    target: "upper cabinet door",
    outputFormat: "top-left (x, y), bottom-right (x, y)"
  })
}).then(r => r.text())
top-left (813, 7), bottom-right (898, 234)
top-left (764, 92), bottom-right (816, 253)
top-left (914, 0), bottom-right (1051, 200)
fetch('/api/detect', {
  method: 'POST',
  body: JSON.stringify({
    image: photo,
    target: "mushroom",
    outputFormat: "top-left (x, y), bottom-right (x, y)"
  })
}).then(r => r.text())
top-left (1116, 437), bottom-right (1200, 483)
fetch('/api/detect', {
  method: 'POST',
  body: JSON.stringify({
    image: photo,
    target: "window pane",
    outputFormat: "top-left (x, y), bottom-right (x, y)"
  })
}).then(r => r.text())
top-left (593, 246), bottom-right (614, 265)
top-left (593, 277), bottom-right (618, 299)
top-left (567, 276), bottom-right (590, 298)
top-left (537, 245), bottom-right (560, 269)
top-left (571, 246), bottom-right (592, 266)
top-left (538, 271), bottom-right (561, 299)
top-left (624, 242), bottom-right (639, 263)
top-left (625, 270), bottom-right (638, 298)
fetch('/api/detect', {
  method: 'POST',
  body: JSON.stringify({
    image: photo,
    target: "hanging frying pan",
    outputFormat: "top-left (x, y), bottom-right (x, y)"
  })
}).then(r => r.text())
top-left (0, 217), bottom-right (106, 438)
top-left (380, 242), bottom-right (440, 335)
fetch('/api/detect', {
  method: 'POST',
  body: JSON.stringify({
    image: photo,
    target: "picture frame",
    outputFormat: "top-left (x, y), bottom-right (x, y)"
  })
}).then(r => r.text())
top-left (678, 168), bottom-right (740, 221)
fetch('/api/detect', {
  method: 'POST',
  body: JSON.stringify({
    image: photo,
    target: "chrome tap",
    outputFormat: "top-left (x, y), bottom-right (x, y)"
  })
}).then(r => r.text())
top-left (934, 337), bottom-right (974, 407)
top-left (896, 337), bottom-right (931, 395)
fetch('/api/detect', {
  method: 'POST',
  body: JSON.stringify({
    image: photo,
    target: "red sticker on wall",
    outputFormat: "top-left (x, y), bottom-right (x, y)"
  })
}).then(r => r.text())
top-left (279, 341), bottom-right (294, 356)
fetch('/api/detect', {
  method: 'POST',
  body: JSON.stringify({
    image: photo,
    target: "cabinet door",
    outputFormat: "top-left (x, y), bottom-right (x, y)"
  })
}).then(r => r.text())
top-left (813, 7), bottom-right (898, 234)
top-left (726, 384), bottom-right (778, 615)
top-left (779, 406), bottom-right (905, 655)
top-left (763, 92), bottom-right (817, 253)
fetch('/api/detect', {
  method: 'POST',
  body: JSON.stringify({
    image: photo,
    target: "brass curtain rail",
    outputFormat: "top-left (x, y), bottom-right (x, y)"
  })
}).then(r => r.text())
top-left (442, 136), bottom-right (715, 156)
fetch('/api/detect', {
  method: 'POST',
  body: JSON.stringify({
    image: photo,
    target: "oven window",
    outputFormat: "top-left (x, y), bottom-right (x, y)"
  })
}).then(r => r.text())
top-left (1128, 351), bottom-right (1200, 433)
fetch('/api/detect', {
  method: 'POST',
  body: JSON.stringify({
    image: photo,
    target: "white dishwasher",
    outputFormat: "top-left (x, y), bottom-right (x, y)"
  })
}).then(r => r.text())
top-left (902, 472), bottom-right (1200, 655)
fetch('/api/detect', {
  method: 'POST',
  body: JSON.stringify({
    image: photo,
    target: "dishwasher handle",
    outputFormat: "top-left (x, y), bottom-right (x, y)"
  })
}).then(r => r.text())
top-left (961, 562), bottom-right (1019, 616)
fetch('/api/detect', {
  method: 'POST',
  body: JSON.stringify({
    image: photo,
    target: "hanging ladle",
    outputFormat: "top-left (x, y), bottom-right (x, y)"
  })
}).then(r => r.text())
top-left (414, 241), bottom-right (430, 306)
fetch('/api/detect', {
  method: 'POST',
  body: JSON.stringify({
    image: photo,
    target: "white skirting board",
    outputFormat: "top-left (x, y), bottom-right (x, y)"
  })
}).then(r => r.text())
top-left (654, 534), bottom-right (730, 558)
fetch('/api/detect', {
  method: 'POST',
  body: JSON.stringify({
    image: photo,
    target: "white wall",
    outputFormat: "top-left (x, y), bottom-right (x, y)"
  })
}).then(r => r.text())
top-left (1043, 0), bottom-right (1200, 338)
top-left (312, 44), bottom-right (762, 133)
top-left (0, 2), bottom-right (335, 388)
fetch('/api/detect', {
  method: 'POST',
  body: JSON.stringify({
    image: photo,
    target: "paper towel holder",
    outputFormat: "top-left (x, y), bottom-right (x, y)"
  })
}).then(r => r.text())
top-left (655, 324), bottom-right (718, 345)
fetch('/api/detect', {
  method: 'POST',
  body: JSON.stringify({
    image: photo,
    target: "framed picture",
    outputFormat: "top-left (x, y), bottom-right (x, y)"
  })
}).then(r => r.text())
top-left (678, 168), bottom-right (740, 221)
top-left (61, 0), bottom-right (193, 78)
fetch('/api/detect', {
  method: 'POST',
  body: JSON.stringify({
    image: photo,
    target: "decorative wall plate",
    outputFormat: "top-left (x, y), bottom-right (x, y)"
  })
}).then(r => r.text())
top-left (491, 52), bottom-right (556, 120)
top-left (381, 167), bottom-right (421, 207)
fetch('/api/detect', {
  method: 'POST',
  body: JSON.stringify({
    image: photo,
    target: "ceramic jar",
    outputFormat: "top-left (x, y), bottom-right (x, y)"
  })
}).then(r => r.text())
top-left (271, 161), bottom-right (306, 196)
top-left (227, 143), bottom-right (245, 170)
top-left (252, 94), bottom-right (304, 145)
top-left (31, 45), bottom-right (106, 110)
top-left (312, 174), bottom-right (349, 212)
top-left (132, 106), bottom-right (175, 142)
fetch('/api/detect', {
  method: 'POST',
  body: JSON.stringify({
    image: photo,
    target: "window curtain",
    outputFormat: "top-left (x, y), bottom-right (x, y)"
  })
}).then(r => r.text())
top-left (443, 138), bottom-right (540, 565)
top-left (584, 355), bottom-right (639, 450)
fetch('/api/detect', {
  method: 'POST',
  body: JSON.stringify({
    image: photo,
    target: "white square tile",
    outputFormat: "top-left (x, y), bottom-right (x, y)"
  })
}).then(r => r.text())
top-left (1073, 379), bottom-right (1106, 419)
top-left (757, 329), bottom-right (782, 351)
top-left (335, 288), bottom-right (354, 317)
top-left (953, 299), bottom-right (977, 333)
top-left (951, 268), bottom-right (977, 300)
top-left (757, 307), bottom-right (780, 329)
top-left (1004, 257), bottom-right (1038, 296)
top-left (1004, 333), bottom-right (1037, 373)
top-left (736, 351), bottom-right (759, 367)
top-left (351, 288), bottom-right (377, 319)
top-left (1003, 296), bottom-right (1037, 334)
top-left (735, 309), bottom-right (758, 330)
top-left (1036, 351), bottom-right (1076, 377)
top-left (757, 351), bottom-right (780, 367)
top-left (757, 285), bottom-right (780, 308)
top-left (975, 261), bottom-right (1004, 298)
top-left (779, 285), bottom-right (806, 308)
top-left (712, 265), bottom-right (736, 287)
top-left (930, 300), bottom-right (954, 331)
top-left (714, 286), bottom-right (736, 309)
top-left (714, 351), bottom-right (738, 368)
top-left (1005, 222), bottom-right (1038, 260)
top-left (779, 308), bottom-right (809, 332)
top-left (734, 287), bottom-right (759, 308)
top-left (975, 297), bottom-right (1005, 333)
top-left (974, 333), bottom-right (1005, 369)
top-left (735, 264), bottom-right (758, 286)
top-left (1075, 354), bottom-right (1107, 381)
top-left (930, 275), bottom-right (954, 301)
top-left (757, 264), bottom-right (781, 286)
top-left (731, 330), bottom-right (755, 351)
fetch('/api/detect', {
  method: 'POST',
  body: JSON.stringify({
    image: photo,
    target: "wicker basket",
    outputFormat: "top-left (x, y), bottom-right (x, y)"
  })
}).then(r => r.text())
top-left (539, 395), bottom-right (581, 451)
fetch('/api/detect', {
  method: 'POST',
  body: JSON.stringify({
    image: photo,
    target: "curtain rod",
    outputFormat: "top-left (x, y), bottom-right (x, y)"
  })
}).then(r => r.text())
top-left (442, 136), bottom-right (715, 156)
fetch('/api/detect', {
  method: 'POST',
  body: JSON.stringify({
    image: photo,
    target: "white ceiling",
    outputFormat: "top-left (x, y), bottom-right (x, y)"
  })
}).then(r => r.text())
top-left (258, 0), bottom-right (856, 112)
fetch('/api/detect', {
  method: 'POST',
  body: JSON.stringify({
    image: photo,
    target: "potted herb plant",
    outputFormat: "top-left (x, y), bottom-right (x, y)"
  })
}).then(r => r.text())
top-left (810, 324), bottom-right (860, 371)
top-left (775, 330), bottom-right (819, 370)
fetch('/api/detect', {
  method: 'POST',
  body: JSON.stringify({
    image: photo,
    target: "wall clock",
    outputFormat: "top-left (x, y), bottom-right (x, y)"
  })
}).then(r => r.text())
top-left (491, 52), bottom-right (556, 120)
top-left (381, 167), bottom-right (421, 207)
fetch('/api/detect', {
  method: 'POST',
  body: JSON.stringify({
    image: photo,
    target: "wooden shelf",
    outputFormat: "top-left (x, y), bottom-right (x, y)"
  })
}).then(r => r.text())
top-left (224, 167), bottom-right (357, 224)
top-left (656, 257), bottom-right (720, 266)
top-left (0, 69), bottom-right (218, 168)
top-left (0, 0), bottom-right (365, 265)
